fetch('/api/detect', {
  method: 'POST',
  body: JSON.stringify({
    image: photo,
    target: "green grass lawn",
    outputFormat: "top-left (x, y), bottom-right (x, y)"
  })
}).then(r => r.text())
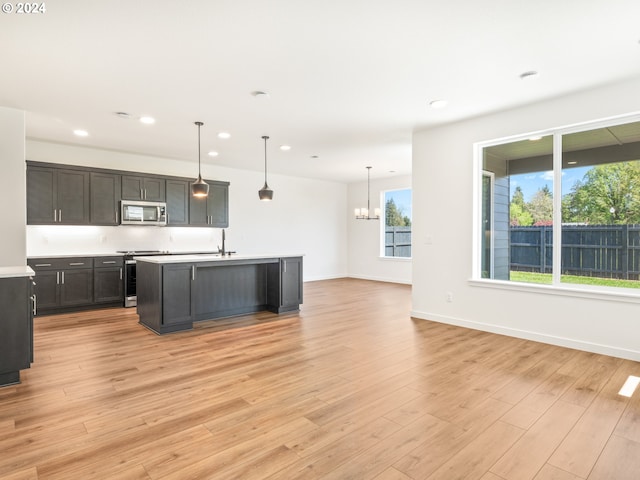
top-left (510, 271), bottom-right (640, 289)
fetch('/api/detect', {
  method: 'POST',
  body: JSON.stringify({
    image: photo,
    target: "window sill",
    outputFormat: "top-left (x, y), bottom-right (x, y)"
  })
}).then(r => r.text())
top-left (469, 278), bottom-right (640, 304)
top-left (379, 256), bottom-right (412, 262)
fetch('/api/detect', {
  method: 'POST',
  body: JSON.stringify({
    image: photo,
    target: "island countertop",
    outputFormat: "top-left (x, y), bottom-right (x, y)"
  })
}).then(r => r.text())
top-left (135, 253), bottom-right (304, 264)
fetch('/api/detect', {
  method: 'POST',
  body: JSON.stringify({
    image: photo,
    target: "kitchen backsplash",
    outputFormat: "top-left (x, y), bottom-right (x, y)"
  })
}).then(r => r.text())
top-left (27, 225), bottom-right (222, 256)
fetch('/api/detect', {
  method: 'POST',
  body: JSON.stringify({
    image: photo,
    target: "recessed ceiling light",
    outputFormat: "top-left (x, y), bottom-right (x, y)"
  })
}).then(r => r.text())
top-left (218, 132), bottom-right (231, 139)
top-left (139, 116), bottom-right (155, 124)
top-left (519, 70), bottom-right (539, 80)
top-left (280, 145), bottom-right (291, 151)
top-left (429, 99), bottom-right (448, 109)
top-left (208, 151), bottom-right (219, 157)
top-left (73, 129), bottom-right (89, 137)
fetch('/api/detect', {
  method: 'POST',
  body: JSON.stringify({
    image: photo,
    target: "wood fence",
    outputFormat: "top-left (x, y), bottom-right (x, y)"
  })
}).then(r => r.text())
top-left (385, 226), bottom-right (411, 257)
top-left (510, 225), bottom-right (640, 279)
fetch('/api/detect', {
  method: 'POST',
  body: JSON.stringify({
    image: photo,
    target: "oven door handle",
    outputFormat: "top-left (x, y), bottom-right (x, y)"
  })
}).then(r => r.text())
top-left (125, 259), bottom-right (137, 265)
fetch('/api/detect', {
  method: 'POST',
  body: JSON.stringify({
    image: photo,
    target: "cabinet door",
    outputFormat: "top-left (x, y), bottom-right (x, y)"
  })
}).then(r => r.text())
top-left (32, 270), bottom-right (59, 310)
top-left (94, 266), bottom-right (123, 304)
top-left (57, 169), bottom-right (90, 224)
top-left (166, 180), bottom-right (189, 225)
top-left (162, 264), bottom-right (194, 325)
top-left (281, 257), bottom-right (303, 308)
top-left (121, 175), bottom-right (144, 200)
top-left (142, 177), bottom-right (165, 201)
top-left (189, 193), bottom-right (209, 226)
top-left (90, 172), bottom-right (121, 225)
top-left (27, 167), bottom-right (56, 224)
top-left (60, 269), bottom-right (93, 306)
top-left (209, 182), bottom-right (229, 227)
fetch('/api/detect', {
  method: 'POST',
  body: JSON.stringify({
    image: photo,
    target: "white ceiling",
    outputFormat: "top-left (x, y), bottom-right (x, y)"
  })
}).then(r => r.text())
top-left (1, 0), bottom-right (640, 183)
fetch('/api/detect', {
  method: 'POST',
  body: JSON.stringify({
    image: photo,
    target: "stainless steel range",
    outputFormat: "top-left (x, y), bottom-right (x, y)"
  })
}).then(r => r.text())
top-left (117, 251), bottom-right (169, 307)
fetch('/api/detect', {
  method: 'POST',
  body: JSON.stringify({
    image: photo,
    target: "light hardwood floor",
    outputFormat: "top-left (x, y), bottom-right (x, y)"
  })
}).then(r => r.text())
top-left (1, 278), bottom-right (639, 479)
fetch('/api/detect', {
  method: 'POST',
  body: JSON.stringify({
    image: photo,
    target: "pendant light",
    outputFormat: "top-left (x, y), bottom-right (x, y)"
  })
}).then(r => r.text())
top-left (355, 166), bottom-right (380, 220)
top-left (191, 121), bottom-right (209, 197)
top-left (258, 135), bottom-right (273, 201)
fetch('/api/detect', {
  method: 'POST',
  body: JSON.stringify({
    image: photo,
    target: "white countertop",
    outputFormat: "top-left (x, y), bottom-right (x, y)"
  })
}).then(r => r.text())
top-left (0, 266), bottom-right (35, 278)
top-left (135, 253), bottom-right (303, 264)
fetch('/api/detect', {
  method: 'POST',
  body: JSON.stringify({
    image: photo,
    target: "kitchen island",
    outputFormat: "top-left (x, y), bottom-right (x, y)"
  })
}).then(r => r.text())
top-left (136, 254), bottom-right (303, 334)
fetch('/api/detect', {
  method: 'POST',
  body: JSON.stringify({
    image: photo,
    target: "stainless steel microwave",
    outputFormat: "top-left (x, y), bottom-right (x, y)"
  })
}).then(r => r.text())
top-left (120, 200), bottom-right (167, 226)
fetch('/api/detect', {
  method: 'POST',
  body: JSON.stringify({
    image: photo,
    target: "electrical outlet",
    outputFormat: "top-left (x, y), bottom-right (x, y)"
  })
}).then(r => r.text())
top-left (446, 291), bottom-right (453, 302)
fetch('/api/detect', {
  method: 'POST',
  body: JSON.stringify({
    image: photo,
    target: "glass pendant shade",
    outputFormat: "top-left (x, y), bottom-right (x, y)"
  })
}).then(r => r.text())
top-left (191, 121), bottom-right (209, 197)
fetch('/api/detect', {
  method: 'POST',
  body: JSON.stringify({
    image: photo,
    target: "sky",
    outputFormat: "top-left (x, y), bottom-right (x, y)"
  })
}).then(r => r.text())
top-left (510, 166), bottom-right (591, 202)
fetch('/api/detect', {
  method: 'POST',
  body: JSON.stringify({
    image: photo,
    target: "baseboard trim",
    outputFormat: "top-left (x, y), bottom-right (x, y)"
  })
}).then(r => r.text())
top-left (410, 310), bottom-right (640, 362)
top-left (348, 274), bottom-right (412, 285)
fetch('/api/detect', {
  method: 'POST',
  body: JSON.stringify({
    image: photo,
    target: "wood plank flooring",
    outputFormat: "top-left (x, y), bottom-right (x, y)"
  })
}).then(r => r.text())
top-left (1, 278), bottom-right (639, 479)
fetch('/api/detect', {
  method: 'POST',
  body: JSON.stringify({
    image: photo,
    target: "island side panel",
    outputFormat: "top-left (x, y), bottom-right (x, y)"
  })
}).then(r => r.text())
top-left (136, 261), bottom-right (163, 333)
top-left (193, 263), bottom-right (268, 321)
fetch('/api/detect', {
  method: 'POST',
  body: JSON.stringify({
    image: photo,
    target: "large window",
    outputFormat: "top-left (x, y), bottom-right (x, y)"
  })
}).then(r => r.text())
top-left (477, 115), bottom-right (640, 291)
top-left (383, 188), bottom-right (412, 258)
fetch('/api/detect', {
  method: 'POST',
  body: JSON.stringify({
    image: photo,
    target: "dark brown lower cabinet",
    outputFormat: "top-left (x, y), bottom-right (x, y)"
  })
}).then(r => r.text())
top-left (28, 256), bottom-right (124, 315)
top-left (0, 275), bottom-right (34, 387)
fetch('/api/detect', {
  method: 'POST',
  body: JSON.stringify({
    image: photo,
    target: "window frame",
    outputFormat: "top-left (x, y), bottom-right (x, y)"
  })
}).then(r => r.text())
top-left (472, 111), bottom-right (640, 299)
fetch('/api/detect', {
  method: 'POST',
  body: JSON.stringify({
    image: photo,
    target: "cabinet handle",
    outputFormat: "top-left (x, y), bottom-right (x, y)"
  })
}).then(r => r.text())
top-left (59, 209), bottom-right (62, 222)
top-left (35, 263), bottom-right (51, 267)
top-left (120, 268), bottom-right (123, 280)
top-left (56, 271), bottom-right (60, 284)
top-left (61, 271), bottom-right (65, 284)
top-left (116, 210), bottom-right (119, 224)
top-left (31, 294), bottom-right (37, 316)
top-left (140, 188), bottom-right (144, 199)
top-left (69, 262), bottom-right (85, 266)
top-left (192, 265), bottom-right (195, 281)
top-left (54, 209), bottom-right (57, 222)
top-left (283, 260), bottom-right (287, 273)
top-left (102, 261), bottom-right (116, 264)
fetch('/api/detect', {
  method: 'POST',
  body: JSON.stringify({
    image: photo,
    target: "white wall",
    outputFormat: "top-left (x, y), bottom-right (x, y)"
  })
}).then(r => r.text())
top-left (26, 140), bottom-right (348, 282)
top-left (0, 107), bottom-right (26, 267)
top-left (412, 76), bottom-right (640, 361)
top-left (347, 174), bottom-right (412, 284)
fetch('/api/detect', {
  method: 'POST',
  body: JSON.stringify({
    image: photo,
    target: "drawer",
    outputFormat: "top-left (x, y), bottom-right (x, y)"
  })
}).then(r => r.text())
top-left (94, 256), bottom-right (124, 268)
top-left (28, 257), bottom-right (94, 270)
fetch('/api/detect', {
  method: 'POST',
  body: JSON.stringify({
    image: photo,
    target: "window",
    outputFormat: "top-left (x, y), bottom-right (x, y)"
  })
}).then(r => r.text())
top-left (476, 115), bottom-right (640, 291)
top-left (383, 188), bottom-right (412, 258)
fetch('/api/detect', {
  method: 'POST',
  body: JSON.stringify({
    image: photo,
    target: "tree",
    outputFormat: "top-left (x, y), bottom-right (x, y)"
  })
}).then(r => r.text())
top-left (528, 185), bottom-right (553, 225)
top-left (510, 202), bottom-right (533, 226)
top-left (385, 198), bottom-right (410, 226)
top-left (510, 186), bottom-right (533, 226)
top-left (512, 186), bottom-right (525, 208)
top-left (562, 161), bottom-right (640, 224)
